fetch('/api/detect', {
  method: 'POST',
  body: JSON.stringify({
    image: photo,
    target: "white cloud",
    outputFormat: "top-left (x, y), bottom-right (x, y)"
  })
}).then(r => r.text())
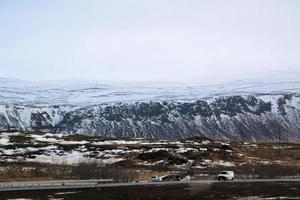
top-left (0, 0), bottom-right (299, 81)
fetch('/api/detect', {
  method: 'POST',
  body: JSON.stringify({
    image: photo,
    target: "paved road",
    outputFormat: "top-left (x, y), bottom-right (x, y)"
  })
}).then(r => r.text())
top-left (1, 179), bottom-right (300, 192)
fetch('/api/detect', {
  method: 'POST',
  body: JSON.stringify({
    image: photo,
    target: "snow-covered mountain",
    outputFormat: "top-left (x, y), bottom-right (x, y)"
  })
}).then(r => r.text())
top-left (1, 71), bottom-right (300, 141)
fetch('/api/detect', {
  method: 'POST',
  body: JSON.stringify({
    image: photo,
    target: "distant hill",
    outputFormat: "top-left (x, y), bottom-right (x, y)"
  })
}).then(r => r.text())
top-left (0, 72), bottom-right (300, 141)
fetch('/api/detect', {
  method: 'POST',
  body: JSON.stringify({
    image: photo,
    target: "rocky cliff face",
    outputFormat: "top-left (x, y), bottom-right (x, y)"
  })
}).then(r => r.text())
top-left (1, 94), bottom-right (300, 141)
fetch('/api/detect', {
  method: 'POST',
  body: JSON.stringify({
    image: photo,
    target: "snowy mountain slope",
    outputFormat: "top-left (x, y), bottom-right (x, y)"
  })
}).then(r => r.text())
top-left (0, 72), bottom-right (300, 141)
top-left (0, 94), bottom-right (299, 141)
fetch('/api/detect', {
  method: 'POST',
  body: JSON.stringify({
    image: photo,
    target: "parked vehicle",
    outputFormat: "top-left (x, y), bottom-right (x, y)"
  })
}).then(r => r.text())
top-left (180, 175), bottom-right (191, 181)
top-left (160, 175), bottom-right (181, 182)
top-left (217, 171), bottom-right (234, 181)
top-left (149, 174), bottom-right (191, 182)
top-left (148, 176), bottom-right (161, 182)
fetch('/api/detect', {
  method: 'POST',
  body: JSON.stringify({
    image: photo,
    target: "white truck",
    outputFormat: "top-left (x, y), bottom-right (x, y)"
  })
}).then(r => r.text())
top-left (217, 171), bottom-right (234, 181)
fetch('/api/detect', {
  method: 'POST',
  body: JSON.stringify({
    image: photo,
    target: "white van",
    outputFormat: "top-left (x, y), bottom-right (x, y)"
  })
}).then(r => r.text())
top-left (217, 171), bottom-right (234, 181)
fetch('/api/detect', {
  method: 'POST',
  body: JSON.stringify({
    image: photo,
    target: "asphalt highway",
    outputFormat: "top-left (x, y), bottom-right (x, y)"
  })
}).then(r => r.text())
top-left (0, 178), bottom-right (300, 192)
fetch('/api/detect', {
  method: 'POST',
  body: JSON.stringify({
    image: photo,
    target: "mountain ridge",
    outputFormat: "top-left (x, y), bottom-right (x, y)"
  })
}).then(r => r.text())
top-left (1, 73), bottom-right (300, 141)
top-left (0, 93), bottom-right (299, 141)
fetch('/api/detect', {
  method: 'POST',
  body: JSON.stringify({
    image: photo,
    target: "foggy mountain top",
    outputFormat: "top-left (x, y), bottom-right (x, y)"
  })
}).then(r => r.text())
top-left (0, 71), bottom-right (300, 106)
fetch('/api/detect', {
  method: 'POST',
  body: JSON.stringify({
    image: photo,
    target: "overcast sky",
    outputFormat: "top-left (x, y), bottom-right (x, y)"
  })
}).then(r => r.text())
top-left (0, 0), bottom-right (299, 82)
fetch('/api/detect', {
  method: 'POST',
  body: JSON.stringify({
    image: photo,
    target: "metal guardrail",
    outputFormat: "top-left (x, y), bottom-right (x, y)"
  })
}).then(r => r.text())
top-left (0, 179), bottom-right (115, 192)
top-left (0, 180), bottom-right (193, 192)
top-left (0, 184), bottom-right (99, 191)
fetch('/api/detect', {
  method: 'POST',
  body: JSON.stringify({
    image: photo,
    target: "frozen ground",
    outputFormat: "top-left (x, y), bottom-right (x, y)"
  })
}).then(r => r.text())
top-left (1, 132), bottom-right (300, 174)
top-left (0, 132), bottom-right (237, 167)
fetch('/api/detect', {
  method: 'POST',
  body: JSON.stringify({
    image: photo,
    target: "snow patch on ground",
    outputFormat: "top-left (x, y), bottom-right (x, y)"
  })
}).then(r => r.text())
top-left (0, 138), bottom-right (10, 146)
